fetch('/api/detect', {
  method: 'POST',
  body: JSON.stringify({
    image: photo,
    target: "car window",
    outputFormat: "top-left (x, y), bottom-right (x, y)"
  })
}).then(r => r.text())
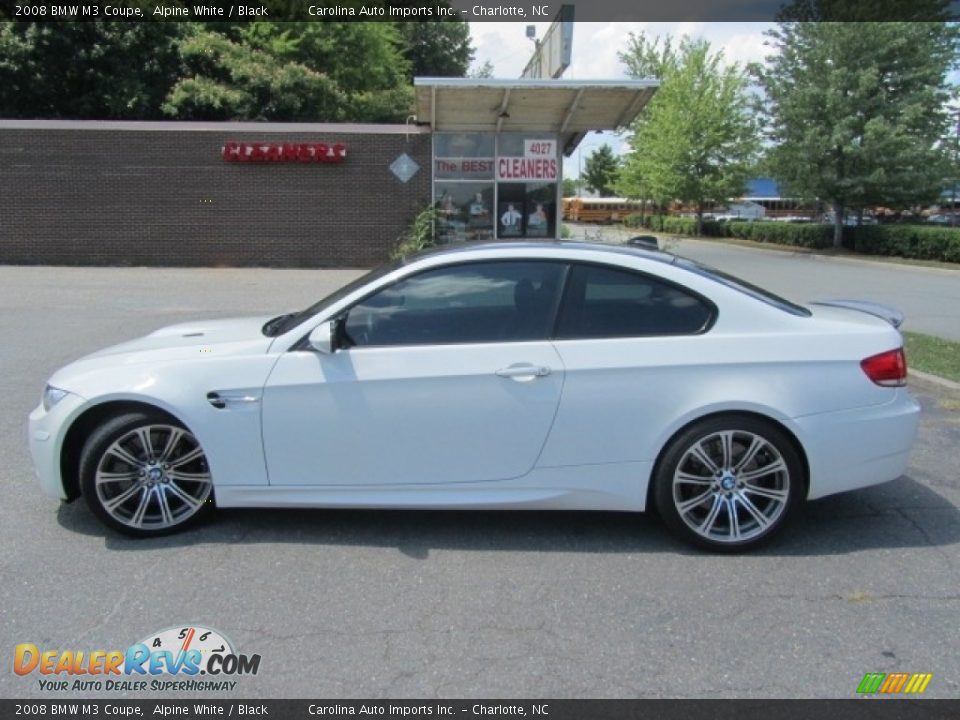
top-left (555, 264), bottom-right (714, 339)
top-left (344, 261), bottom-right (565, 347)
top-left (673, 257), bottom-right (811, 317)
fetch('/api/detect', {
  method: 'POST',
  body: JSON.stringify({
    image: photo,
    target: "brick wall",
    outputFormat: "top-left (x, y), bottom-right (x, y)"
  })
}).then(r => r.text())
top-left (0, 122), bottom-right (432, 268)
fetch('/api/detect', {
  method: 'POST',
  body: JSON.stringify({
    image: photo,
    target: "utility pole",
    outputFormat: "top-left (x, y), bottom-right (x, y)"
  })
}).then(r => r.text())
top-left (953, 108), bottom-right (959, 227)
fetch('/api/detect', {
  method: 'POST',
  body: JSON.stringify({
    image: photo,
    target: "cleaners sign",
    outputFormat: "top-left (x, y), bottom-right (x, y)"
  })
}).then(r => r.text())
top-left (496, 139), bottom-right (557, 181)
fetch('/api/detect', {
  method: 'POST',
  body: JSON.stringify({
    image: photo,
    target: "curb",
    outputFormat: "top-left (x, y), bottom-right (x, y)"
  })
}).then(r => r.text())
top-left (908, 369), bottom-right (960, 392)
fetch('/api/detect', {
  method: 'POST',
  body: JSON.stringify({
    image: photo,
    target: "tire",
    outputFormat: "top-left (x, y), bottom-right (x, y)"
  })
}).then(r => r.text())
top-left (79, 411), bottom-right (214, 537)
top-left (653, 415), bottom-right (803, 552)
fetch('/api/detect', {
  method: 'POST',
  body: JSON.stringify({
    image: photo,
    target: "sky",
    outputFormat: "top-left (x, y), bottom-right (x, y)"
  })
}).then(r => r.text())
top-left (468, 22), bottom-right (776, 181)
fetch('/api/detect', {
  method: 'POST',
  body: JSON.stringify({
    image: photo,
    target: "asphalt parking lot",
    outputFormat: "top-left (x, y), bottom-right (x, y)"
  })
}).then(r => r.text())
top-left (1, 259), bottom-right (959, 700)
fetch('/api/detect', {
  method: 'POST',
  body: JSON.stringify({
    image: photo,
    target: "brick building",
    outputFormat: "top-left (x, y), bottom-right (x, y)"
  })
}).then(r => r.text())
top-left (0, 79), bottom-right (657, 268)
top-left (0, 120), bottom-right (431, 267)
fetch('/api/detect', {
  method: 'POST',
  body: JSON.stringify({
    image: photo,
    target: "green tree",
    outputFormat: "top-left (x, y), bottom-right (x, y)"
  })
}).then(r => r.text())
top-left (582, 144), bottom-right (620, 197)
top-left (395, 20), bottom-right (474, 80)
top-left (163, 23), bottom-right (413, 122)
top-left (468, 59), bottom-right (496, 79)
top-left (0, 23), bottom-right (186, 119)
top-left (562, 177), bottom-right (579, 197)
top-left (618, 34), bottom-right (759, 234)
top-left (754, 21), bottom-right (958, 247)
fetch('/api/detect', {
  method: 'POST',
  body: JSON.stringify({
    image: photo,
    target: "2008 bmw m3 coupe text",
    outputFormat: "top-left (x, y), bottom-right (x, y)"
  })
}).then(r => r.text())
top-left (28, 242), bottom-right (920, 550)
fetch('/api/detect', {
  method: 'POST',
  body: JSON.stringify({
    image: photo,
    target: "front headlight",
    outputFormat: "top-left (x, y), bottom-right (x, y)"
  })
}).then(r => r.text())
top-left (42, 385), bottom-right (70, 412)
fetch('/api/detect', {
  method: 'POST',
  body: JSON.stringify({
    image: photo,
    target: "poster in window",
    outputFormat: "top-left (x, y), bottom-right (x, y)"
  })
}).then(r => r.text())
top-left (499, 201), bottom-right (524, 237)
top-left (526, 202), bottom-right (549, 237)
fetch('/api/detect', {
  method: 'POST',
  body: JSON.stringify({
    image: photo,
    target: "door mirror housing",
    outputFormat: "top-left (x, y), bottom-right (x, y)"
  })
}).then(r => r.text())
top-left (307, 321), bottom-right (336, 354)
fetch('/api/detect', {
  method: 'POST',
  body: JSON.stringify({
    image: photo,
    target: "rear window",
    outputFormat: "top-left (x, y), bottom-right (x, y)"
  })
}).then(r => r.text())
top-left (556, 264), bottom-right (714, 339)
top-left (674, 257), bottom-right (811, 317)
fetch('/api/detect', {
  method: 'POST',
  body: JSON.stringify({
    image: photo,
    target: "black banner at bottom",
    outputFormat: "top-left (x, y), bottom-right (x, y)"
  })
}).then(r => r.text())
top-left (2, 700), bottom-right (960, 720)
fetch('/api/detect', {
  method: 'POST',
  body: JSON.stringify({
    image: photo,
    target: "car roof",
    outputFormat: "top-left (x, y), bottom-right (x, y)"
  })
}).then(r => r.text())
top-left (406, 240), bottom-right (677, 266)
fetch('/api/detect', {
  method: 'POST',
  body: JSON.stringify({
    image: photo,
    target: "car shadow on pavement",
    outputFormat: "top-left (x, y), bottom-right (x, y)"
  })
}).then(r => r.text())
top-left (55, 474), bottom-right (960, 558)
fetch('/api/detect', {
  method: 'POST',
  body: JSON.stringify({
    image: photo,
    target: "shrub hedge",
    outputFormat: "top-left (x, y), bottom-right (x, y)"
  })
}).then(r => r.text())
top-left (624, 214), bottom-right (960, 262)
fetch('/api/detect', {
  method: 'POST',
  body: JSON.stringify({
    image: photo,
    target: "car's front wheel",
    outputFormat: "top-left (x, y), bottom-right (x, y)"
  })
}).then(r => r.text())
top-left (653, 415), bottom-right (803, 552)
top-left (79, 412), bottom-right (213, 537)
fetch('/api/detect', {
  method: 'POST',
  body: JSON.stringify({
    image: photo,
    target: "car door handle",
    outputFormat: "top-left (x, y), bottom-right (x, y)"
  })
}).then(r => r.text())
top-left (495, 365), bottom-right (551, 381)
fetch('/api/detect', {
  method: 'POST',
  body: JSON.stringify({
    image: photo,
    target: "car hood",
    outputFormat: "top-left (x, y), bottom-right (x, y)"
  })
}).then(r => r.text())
top-left (49, 316), bottom-right (276, 389)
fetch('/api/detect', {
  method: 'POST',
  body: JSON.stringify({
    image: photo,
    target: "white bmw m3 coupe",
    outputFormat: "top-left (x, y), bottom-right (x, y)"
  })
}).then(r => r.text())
top-left (28, 242), bottom-right (920, 550)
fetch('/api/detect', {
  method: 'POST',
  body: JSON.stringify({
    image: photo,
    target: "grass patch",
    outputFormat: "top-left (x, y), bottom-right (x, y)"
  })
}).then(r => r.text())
top-left (903, 331), bottom-right (960, 383)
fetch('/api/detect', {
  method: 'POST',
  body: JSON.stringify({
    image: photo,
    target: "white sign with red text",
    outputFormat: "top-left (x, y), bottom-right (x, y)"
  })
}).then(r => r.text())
top-left (523, 139), bottom-right (555, 158)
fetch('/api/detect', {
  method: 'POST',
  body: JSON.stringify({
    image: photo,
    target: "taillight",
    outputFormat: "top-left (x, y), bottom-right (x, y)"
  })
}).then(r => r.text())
top-left (860, 347), bottom-right (907, 387)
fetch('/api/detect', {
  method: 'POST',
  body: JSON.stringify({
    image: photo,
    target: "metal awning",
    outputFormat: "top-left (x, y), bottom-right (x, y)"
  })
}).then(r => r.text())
top-left (414, 78), bottom-right (659, 156)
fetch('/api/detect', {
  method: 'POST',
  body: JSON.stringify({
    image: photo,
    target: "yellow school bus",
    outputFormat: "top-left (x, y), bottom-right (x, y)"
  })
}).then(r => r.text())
top-left (562, 197), bottom-right (645, 223)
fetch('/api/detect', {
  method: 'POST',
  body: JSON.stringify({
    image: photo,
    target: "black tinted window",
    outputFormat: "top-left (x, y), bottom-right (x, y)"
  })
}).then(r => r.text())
top-left (345, 262), bottom-right (564, 346)
top-left (556, 264), bottom-right (713, 339)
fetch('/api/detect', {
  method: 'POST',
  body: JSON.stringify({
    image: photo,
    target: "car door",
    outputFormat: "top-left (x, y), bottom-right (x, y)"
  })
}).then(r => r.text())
top-left (260, 260), bottom-right (567, 486)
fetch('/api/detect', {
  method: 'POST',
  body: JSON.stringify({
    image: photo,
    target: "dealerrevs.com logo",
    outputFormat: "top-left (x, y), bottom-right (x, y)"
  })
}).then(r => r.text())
top-left (14, 625), bottom-right (261, 693)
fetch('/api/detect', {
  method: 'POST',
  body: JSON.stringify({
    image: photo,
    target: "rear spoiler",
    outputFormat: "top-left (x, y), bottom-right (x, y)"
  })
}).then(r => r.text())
top-left (809, 299), bottom-right (904, 328)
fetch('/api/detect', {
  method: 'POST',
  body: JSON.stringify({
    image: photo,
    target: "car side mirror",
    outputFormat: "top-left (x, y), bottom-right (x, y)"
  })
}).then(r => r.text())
top-left (307, 321), bottom-right (336, 354)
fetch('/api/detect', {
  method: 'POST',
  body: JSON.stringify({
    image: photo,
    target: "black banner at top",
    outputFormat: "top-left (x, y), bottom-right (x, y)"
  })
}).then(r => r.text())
top-left (0, 0), bottom-right (957, 22)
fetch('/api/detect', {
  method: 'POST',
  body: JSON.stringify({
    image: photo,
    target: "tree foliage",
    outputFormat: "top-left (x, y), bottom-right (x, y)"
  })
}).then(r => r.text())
top-left (395, 20), bottom-right (473, 80)
top-left (582, 144), bottom-right (620, 197)
top-left (164, 23), bottom-right (413, 122)
top-left (0, 20), bottom-right (473, 122)
top-left (617, 33), bottom-right (758, 233)
top-left (753, 21), bottom-right (959, 246)
top-left (0, 23), bottom-right (184, 119)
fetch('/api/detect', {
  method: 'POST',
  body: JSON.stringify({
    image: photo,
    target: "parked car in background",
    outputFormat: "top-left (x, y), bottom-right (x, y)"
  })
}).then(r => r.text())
top-left (821, 212), bottom-right (878, 226)
top-left (28, 242), bottom-right (920, 551)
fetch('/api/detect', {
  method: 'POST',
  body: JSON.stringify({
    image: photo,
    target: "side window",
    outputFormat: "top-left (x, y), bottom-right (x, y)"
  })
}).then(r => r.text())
top-left (344, 262), bottom-right (565, 347)
top-left (556, 264), bottom-right (713, 339)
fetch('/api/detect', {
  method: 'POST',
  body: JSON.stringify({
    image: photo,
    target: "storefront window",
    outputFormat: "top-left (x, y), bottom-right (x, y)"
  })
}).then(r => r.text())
top-left (433, 133), bottom-right (559, 242)
top-left (497, 182), bottom-right (556, 239)
top-left (435, 182), bottom-right (494, 242)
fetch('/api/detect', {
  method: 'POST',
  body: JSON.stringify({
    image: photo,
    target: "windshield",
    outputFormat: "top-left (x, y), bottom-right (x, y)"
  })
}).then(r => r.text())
top-left (262, 260), bottom-right (404, 337)
top-left (673, 257), bottom-right (811, 317)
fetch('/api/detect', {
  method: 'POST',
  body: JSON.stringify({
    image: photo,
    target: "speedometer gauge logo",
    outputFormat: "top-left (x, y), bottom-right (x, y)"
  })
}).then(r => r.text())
top-left (136, 625), bottom-right (235, 673)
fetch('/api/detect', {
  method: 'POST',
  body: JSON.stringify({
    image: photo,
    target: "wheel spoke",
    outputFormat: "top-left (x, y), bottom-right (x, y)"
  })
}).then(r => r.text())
top-left (157, 487), bottom-right (174, 526)
top-left (676, 472), bottom-right (713, 486)
top-left (170, 446), bottom-right (204, 469)
top-left (677, 489), bottom-right (715, 515)
top-left (737, 492), bottom-right (772, 529)
top-left (168, 469), bottom-right (212, 485)
top-left (734, 436), bottom-right (764, 472)
top-left (165, 481), bottom-right (204, 510)
top-left (698, 494), bottom-right (723, 535)
top-left (739, 458), bottom-right (786, 484)
top-left (742, 483), bottom-right (788, 502)
top-left (690, 442), bottom-right (720, 474)
top-left (107, 444), bottom-right (143, 469)
top-left (96, 470), bottom-right (139, 485)
top-left (130, 487), bottom-right (152, 527)
top-left (719, 431), bottom-right (734, 469)
top-left (135, 428), bottom-right (157, 461)
top-left (158, 428), bottom-right (184, 463)
top-left (726, 496), bottom-right (741, 540)
top-left (103, 483), bottom-right (143, 512)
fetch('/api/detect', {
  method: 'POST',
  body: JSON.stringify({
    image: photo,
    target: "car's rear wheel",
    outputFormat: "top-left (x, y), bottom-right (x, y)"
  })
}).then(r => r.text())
top-left (653, 415), bottom-right (803, 552)
top-left (79, 412), bottom-right (213, 537)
